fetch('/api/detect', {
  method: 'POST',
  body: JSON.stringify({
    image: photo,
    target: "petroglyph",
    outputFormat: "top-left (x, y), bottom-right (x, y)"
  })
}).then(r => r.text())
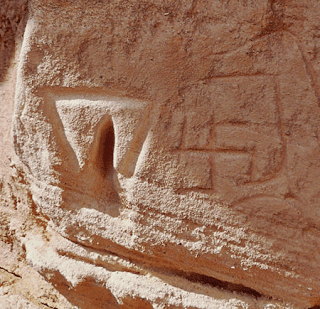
top-left (3, 0), bottom-right (320, 308)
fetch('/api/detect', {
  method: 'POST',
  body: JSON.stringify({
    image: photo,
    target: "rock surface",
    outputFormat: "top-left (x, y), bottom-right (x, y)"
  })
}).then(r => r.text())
top-left (1, 0), bottom-right (320, 308)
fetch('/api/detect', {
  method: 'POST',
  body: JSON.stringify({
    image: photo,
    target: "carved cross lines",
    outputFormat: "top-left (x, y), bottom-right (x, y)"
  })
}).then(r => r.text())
top-left (164, 76), bottom-right (285, 201)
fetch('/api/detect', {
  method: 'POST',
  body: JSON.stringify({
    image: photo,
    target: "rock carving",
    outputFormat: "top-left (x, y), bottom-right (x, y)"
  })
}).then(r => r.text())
top-left (3, 0), bottom-right (320, 307)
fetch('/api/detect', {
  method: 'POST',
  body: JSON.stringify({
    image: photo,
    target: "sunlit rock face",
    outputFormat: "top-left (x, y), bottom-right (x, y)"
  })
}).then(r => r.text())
top-left (11, 0), bottom-right (320, 307)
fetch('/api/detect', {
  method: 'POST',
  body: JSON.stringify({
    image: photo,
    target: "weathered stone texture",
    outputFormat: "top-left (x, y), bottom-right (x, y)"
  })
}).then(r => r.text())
top-left (0, 0), bottom-right (27, 177)
top-left (2, 0), bottom-right (320, 308)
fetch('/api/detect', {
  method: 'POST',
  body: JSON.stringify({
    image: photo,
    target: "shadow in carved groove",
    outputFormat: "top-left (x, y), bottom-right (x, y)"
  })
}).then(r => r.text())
top-left (89, 117), bottom-right (121, 217)
top-left (95, 120), bottom-right (115, 179)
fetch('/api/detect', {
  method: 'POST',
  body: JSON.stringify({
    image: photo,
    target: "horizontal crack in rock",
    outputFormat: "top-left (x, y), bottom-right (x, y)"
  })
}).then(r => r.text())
top-left (64, 240), bottom-right (264, 300)
top-left (39, 302), bottom-right (59, 309)
top-left (0, 266), bottom-right (22, 279)
top-left (174, 270), bottom-right (262, 298)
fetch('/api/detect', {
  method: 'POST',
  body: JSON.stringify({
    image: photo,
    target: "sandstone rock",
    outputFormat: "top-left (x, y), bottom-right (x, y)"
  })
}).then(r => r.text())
top-left (0, 166), bottom-right (292, 308)
top-left (0, 0), bottom-right (28, 177)
top-left (1, 0), bottom-right (320, 308)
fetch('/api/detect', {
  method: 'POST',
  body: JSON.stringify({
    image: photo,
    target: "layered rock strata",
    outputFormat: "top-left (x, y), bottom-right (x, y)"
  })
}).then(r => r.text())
top-left (1, 0), bottom-right (320, 308)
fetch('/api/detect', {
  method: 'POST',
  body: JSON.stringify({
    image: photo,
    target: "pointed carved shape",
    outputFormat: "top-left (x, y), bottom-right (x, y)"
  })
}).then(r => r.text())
top-left (54, 94), bottom-right (151, 177)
